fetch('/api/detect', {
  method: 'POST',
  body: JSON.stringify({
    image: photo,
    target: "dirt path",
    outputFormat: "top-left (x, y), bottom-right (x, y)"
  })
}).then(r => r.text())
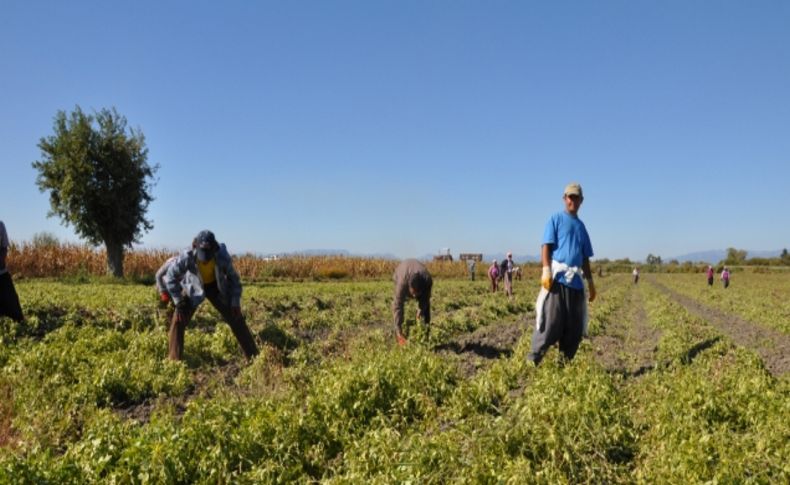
top-left (649, 278), bottom-right (790, 377)
top-left (589, 285), bottom-right (661, 377)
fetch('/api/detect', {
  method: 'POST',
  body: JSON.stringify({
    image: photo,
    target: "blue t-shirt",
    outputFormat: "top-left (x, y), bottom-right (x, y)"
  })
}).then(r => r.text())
top-left (542, 211), bottom-right (593, 289)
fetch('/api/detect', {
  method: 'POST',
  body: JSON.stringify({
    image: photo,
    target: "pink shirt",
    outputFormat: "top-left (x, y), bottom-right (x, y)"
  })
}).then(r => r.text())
top-left (488, 265), bottom-right (499, 278)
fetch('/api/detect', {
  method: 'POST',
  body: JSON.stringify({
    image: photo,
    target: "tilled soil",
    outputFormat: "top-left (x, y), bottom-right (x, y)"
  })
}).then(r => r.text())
top-left (650, 279), bottom-right (790, 377)
top-left (435, 316), bottom-right (528, 378)
top-left (589, 285), bottom-right (661, 378)
top-left (116, 361), bottom-right (244, 424)
top-left (294, 320), bottom-right (389, 358)
top-left (628, 288), bottom-right (662, 375)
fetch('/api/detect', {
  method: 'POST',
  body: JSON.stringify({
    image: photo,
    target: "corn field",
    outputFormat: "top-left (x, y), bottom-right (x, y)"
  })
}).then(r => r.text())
top-left (7, 243), bottom-right (537, 281)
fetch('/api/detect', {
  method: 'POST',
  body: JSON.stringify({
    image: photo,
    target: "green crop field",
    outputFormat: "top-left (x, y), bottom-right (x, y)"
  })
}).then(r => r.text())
top-left (1, 274), bottom-right (788, 483)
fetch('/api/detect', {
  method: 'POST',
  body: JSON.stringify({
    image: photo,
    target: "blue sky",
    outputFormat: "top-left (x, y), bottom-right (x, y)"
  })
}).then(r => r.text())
top-left (2, 1), bottom-right (789, 261)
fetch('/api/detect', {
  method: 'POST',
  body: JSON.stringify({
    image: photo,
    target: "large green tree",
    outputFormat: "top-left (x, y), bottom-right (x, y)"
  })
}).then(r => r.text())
top-left (723, 247), bottom-right (747, 266)
top-left (33, 106), bottom-right (158, 277)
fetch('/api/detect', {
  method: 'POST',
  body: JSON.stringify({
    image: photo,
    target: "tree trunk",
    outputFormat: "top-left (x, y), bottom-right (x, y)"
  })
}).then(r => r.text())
top-left (106, 241), bottom-right (125, 278)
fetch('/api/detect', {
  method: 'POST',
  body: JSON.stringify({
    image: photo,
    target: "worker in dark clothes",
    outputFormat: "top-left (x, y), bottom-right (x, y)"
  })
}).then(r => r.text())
top-left (0, 221), bottom-right (24, 323)
top-left (392, 259), bottom-right (432, 345)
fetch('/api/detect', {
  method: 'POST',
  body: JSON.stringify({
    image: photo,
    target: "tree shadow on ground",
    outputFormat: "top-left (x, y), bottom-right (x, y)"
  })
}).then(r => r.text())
top-left (681, 337), bottom-right (721, 365)
top-left (433, 341), bottom-right (512, 359)
top-left (606, 364), bottom-right (656, 380)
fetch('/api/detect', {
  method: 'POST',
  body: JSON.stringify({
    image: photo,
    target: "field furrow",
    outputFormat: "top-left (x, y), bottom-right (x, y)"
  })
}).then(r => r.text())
top-left (647, 276), bottom-right (790, 377)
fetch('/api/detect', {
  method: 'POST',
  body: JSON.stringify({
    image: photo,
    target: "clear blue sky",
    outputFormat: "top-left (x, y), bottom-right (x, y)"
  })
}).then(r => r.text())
top-left (2, 1), bottom-right (789, 261)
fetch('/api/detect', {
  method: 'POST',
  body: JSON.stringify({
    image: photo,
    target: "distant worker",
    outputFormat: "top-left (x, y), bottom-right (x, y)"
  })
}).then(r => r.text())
top-left (632, 267), bottom-right (640, 285)
top-left (163, 230), bottom-right (259, 361)
top-left (488, 259), bottom-right (500, 293)
top-left (0, 221), bottom-right (24, 323)
top-left (706, 265), bottom-right (715, 287)
top-left (467, 259), bottom-right (476, 281)
top-left (721, 267), bottom-right (730, 289)
top-left (514, 266), bottom-right (523, 281)
top-left (392, 259), bottom-right (432, 345)
top-left (501, 252), bottom-right (515, 299)
top-left (528, 182), bottom-right (595, 365)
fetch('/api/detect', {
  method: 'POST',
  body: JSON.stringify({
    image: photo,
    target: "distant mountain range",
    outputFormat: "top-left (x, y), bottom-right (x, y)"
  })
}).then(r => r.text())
top-left (671, 249), bottom-right (783, 264)
top-left (270, 249), bottom-right (400, 260)
top-left (269, 249), bottom-right (538, 262)
top-left (420, 252), bottom-right (540, 263)
top-left (481, 253), bottom-right (539, 264)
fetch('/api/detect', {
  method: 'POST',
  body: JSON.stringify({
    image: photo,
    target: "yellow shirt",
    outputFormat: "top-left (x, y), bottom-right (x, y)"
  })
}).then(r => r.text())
top-left (197, 258), bottom-right (216, 284)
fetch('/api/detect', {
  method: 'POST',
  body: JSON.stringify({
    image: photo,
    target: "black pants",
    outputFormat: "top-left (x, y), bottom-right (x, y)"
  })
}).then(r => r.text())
top-left (0, 272), bottom-right (23, 323)
top-left (169, 282), bottom-right (259, 360)
top-left (528, 283), bottom-right (585, 365)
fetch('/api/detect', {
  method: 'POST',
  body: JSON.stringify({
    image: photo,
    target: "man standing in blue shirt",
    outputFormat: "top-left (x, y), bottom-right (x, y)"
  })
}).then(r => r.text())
top-left (528, 183), bottom-right (596, 365)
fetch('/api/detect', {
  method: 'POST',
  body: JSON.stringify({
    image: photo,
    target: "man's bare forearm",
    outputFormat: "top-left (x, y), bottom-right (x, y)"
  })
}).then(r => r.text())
top-left (582, 258), bottom-right (593, 283)
top-left (541, 244), bottom-right (552, 267)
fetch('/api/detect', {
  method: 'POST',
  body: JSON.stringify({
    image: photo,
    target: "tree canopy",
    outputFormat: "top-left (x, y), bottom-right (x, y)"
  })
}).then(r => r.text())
top-left (32, 106), bottom-right (158, 277)
top-left (724, 248), bottom-right (748, 266)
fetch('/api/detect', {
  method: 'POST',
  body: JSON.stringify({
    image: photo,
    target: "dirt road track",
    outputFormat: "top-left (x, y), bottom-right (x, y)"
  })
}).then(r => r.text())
top-left (649, 279), bottom-right (790, 377)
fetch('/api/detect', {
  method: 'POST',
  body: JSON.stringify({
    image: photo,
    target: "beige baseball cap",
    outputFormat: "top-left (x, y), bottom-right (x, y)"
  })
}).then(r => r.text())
top-left (564, 182), bottom-right (583, 197)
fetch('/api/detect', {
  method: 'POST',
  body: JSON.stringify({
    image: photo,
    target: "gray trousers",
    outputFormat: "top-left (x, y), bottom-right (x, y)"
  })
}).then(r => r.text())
top-left (528, 283), bottom-right (585, 365)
